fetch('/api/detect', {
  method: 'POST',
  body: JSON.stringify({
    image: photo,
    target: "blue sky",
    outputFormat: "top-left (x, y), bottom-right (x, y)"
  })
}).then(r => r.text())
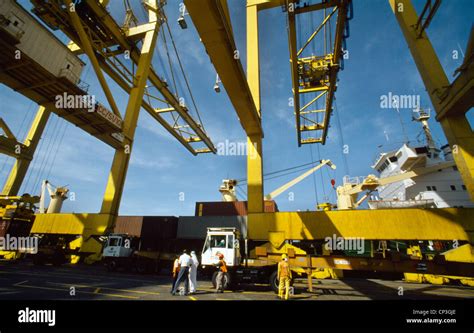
top-left (0, 0), bottom-right (472, 216)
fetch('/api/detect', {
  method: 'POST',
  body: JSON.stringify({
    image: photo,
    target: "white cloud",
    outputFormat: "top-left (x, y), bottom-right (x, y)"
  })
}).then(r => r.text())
top-left (129, 154), bottom-right (174, 170)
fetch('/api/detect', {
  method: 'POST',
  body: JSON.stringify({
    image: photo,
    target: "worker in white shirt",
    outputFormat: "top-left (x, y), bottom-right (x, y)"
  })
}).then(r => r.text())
top-left (188, 251), bottom-right (199, 294)
top-left (172, 249), bottom-right (192, 295)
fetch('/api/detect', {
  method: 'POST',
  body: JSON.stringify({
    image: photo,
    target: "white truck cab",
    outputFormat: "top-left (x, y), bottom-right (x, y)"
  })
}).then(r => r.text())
top-left (201, 228), bottom-right (241, 267)
top-left (102, 234), bottom-right (136, 258)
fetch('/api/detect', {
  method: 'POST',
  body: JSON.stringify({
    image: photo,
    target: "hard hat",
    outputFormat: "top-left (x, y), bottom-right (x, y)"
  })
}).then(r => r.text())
top-left (281, 253), bottom-right (288, 260)
top-left (218, 253), bottom-right (224, 259)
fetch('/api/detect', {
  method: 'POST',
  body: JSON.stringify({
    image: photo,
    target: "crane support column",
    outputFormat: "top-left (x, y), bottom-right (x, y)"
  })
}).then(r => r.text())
top-left (247, 134), bottom-right (263, 213)
top-left (100, 2), bottom-right (160, 219)
top-left (390, 0), bottom-right (474, 201)
top-left (184, 0), bottom-right (263, 211)
top-left (247, 3), bottom-right (264, 213)
top-left (2, 106), bottom-right (51, 195)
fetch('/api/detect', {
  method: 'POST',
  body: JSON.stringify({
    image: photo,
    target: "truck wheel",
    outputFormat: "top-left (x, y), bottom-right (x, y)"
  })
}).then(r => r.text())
top-left (52, 254), bottom-right (65, 266)
top-left (270, 271), bottom-right (279, 293)
top-left (153, 261), bottom-right (162, 274)
top-left (33, 254), bottom-right (45, 266)
top-left (107, 260), bottom-right (118, 272)
top-left (212, 271), bottom-right (232, 290)
top-left (135, 260), bottom-right (150, 274)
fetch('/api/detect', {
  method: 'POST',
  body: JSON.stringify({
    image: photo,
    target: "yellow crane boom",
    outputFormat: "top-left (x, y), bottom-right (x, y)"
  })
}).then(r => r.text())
top-left (265, 159), bottom-right (336, 200)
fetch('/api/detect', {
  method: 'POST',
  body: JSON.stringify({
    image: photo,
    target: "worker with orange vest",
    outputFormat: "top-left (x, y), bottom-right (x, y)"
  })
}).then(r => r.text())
top-left (215, 253), bottom-right (227, 293)
top-left (170, 254), bottom-right (180, 293)
top-left (278, 253), bottom-right (292, 300)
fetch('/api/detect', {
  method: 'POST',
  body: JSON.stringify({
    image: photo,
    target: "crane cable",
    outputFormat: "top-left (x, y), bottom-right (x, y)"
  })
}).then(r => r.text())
top-left (31, 115), bottom-right (62, 193)
top-left (236, 161), bottom-right (317, 183)
top-left (163, 17), bottom-right (206, 131)
top-left (45, 119), bottom-right (69, 183)
top-left (22, 112), bottom-right (54, 194)
top-left (334, 98), bottom-right (350, 176)
top-left (43, 62), bottom-right (94, 184)
top-left (161, 25), bottom-right (179, 99)
top-left (235, 185), bottom-right (247, 200)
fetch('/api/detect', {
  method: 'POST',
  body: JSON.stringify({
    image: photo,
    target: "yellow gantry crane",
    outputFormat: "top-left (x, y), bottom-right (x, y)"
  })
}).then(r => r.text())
top-left (184, 0), bottom-right (474, 285)
top-left (0, 0), bottom-right (215, 262)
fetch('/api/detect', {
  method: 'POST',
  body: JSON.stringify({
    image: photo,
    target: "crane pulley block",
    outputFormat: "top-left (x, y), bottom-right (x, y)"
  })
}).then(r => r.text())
top-left (298, 54), bottom-right (335, 89)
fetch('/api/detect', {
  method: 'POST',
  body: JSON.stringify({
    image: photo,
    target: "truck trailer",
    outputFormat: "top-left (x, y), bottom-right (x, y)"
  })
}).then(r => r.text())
top-left (101, 216), bottom-right (246, 274)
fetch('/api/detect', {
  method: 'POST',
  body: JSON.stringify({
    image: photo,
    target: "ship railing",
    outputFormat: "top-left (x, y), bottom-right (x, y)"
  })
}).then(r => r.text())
top-left (368, 199), bottom-right (435, 209)
top-left (342, 175), bottom-right (367, 185)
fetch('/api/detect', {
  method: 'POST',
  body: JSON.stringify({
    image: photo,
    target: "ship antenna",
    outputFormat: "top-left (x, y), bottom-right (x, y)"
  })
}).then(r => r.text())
top-left (395, 106), bottom-right (409, 144)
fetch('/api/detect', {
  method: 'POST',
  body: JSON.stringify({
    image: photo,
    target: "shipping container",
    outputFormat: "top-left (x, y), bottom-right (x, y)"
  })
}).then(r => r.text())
top-left (108, 215), bottom-right (246, 253)
top-left (177, 216), bottom-right (247, 239)
top-left (112, 216), bottom-right (179, 252)
top-left (113, 216), bottom-right (144, 237)
top-left (195, 200), bottom-right (278, 216)
top-left (0, 0), bottom-right (84, 84)
top-left (140, 216), bottom-right (178, 251)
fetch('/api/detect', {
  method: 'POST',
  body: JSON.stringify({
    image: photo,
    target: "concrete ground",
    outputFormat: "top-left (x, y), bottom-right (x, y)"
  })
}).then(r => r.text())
top-left (0, 262), bottom-right (473, 301)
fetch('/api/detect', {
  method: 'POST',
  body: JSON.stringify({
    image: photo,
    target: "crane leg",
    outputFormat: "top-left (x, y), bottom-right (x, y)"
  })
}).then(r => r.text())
top-left (2, 106), bottom-right (51, 195)
top-left (246, 3), bottom-right (264, 214)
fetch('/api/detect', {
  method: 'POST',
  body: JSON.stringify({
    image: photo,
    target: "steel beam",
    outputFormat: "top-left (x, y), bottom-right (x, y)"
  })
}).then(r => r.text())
top-left (247, 134), bottom-right (264, 213)
top-left (260, 252), bottom-right (474, 277)
top-left (246, 3), bottom-right (264, 213)
top-left (2, 106), bottom-right (51, 196)
top-left (100, 2), bottom-right (160, 218)
top-left (66, 0), bottom-right (122, 119)
top-left (248, 210), bottom-right (474, 242)
top-left (185, 0), bottom-right (262, 136)
top-left (0, 136), bottom-right (30, 160)
top-left (85, 0), bottom-right (215, 153)
top-left (389, 0), bottom-right (474, 202)
top-left (287, 6), bottom-right (301, 145)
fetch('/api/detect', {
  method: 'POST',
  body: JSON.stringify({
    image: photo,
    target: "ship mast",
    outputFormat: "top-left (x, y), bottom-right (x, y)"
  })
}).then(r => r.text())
top-left (413, 108), bottom-right (437, 151)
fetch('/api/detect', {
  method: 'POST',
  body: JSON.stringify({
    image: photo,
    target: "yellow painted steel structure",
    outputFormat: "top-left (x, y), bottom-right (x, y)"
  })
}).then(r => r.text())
top-left (186, 0), bottom-right (348, 213)
top-left (265, 159), bottom-right (335, 200)
top-left (0, 0), bottom-right (217, 262)
top-left (247, 3), bottom-right (264, 214)
top-left (185, 0), bottom-right (265, 213)
top-left (185, 0), bottom-right (474, 282)
top-left (247, 209), bottom-right (473, 242)
top-left (33, 0), bottom-right (161, 261)
top-left (2, 107), bottom-right (51, 196)
top-left (288, 1), bottom-right (348, 146)
top-left (389, 0), bottom-right (474, 201)
top-left (1, 0), bottom-right (472, 278)
top-left (97, 3), bottom-right (160, 218)
top-left (1, 0), bottom-right (216, 196)
top-left (31, 213), bottom-right (110, 263)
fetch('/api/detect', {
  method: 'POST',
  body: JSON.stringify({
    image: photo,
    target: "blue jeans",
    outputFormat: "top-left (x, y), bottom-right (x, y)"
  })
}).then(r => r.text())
top-left (172, 267), bottom-right (189, 294)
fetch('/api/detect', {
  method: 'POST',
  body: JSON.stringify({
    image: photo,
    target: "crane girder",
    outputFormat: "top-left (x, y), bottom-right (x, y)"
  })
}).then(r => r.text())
top-left (184, 0), bottom-right (262, 137)
top-left (288, 0), bottom-right (350, 146)
top-left (30, 0), bottom-right (216, 154)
